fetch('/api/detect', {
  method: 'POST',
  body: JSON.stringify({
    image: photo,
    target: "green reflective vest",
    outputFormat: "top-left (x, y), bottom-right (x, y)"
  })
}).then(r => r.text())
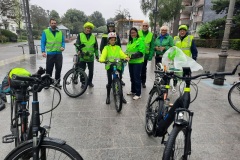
top-left (104, 45), bottom-right (122, 70)
top-left (174, 35), bottom-right (193, 57)
top-left (138, 30), bottom-right (153, 54)
top-left (79, 33), bottom-right (96, 62)
top-left (44, 29), bottom-right (63, 52)
top-left (126, 37), bottom-right (145, 64)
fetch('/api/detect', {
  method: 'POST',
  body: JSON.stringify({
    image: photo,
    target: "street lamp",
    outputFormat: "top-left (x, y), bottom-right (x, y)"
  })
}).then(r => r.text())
top-left (213, 0), bottom-right (236, 85)
top-left (153, 0), bottom-right (158, 38)
top-left (128, 15), bottom-right (131, 30)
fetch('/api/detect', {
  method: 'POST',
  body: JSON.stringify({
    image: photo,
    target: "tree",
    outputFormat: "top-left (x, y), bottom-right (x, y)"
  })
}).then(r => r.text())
top-left (211, 0), bottom-right (240, 38)
top-left (49, 10), bottom-right (60, 23)
top-left (0, 0), bottom-right (16, 16)
top-left (89, 11), bottom-right (105, 28)
top-left (30, 5), bottom-right (48, 32)
top-left (61, 9), bottom-right (88, 34)
top-left (140, 0), bottom-right (183, 36)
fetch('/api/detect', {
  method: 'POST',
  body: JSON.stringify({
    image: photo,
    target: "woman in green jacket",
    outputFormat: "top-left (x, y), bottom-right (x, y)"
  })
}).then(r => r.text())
top-left (126, 27), bottom-right (145, 100)
top-left (154, 26), bottom-right (174, 65)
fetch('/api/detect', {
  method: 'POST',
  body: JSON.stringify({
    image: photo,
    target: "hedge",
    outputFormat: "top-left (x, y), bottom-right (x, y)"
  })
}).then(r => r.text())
top-left (195, 39), bottom-right (240, 50)
top-left (0, 35), bottom-right (8, 43)
top-left (0, 29), bottom-right (18, 42)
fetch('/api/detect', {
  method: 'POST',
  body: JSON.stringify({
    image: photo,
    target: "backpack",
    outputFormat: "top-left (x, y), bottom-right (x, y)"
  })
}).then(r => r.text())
top-left (0, 75), bottom-right (10, 93)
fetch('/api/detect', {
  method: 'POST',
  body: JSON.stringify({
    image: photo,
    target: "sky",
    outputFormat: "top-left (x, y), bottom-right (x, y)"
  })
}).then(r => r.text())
top-left (30, 0), bottom-right (149, 21)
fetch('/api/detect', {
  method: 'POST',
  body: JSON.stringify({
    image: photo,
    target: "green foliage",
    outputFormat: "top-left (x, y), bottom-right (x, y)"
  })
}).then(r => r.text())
top-left (211, 0), bottom-right (240, 15)
top-left (61, 9), bottom-right (88, 34)
top-left (0, 29), bottom-right (17, 42)
top-left (88, 11), bottom-right (105, 28)
top-left (0, 35), bottom-right (8, 43)
top-left (195, 39), bottom-right (240, 50)
top-left (229, 39), bottom-right (240, 50)
top-left (197, 22), bottom-right (219, 39)
top-left (93, 25), bottom-right (107, 33)
top-left (30, 5), bottom-right (49, 31)
top-left (49, 10), bottom-right (61, 23)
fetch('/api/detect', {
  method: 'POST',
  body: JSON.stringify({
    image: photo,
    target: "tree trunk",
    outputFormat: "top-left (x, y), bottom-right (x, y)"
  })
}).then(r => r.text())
top-left (172, 13), bottom-right (180, 37)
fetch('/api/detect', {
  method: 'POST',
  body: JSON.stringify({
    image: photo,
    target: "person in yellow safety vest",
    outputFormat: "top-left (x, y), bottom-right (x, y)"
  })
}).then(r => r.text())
top-left (75, 22), bottom-right (99, 87)
top-left (99, 32), bottom-right (130, 104)
top-left (126, 27), bottom-right (145, 100)
top-left (41, 18), bottom-right (65, 88)
top-left (174, 25), bottom-right (198, 61)
top-left (100, 21), bottom-right (126, 86)
top-left (138, 21), bottom-right (154, 88)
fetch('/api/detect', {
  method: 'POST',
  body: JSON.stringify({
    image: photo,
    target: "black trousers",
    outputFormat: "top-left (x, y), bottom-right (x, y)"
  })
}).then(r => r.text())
top-left (78, 61), bottom-right (94, 84)
top-left (46, 54), bottom-right (63, 82)
top-left (141, 59), bottom-right (148, 84)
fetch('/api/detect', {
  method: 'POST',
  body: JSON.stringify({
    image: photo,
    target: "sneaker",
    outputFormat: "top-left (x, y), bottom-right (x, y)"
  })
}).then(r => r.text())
top-left (127, 91), bottom-right (135, 95)
top-left (88, 83), bottom-right (94, 87)
top-left (122, 97), bottom-right (127, 104)
top-left (121, 80), bottom-right (125, 86)
top-left (133, 95), bottom-right (141, 100)
top-left (142, 83), bottom-right (146, 88)
top-left (0, 103), bottom-right (6, 111)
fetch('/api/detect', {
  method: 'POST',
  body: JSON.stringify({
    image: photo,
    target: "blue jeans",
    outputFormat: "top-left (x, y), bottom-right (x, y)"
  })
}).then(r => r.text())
top-left (129, 63), bottom-right (143, 96)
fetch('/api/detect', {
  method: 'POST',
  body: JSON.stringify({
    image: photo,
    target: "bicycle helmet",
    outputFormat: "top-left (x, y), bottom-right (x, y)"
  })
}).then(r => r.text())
top-left (107, 21), bottom-right (115, 27)
top-left (108, 32), bottom-right (117, 39)
top-left (83, 22), bottom-right (95, 29)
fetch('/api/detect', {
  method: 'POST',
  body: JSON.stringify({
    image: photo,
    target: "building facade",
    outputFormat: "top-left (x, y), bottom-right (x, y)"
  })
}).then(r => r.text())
top-left (167, 0), bottom-right (225, 38)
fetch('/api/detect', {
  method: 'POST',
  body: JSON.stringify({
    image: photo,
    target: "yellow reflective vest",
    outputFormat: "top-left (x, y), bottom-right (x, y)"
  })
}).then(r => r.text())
top-left (79, 33), bottom-right (96, 62)
top-left (174, 35), bottom-right (193, 57)
top-left (44, 29), bottom-right (63, 52)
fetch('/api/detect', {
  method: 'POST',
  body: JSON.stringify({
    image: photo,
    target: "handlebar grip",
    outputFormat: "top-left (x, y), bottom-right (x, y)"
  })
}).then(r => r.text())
top-left (12, 74), bottom-right (37, 82)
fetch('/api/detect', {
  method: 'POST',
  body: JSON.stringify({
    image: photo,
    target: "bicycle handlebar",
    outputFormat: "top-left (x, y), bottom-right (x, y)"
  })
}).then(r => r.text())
top-left (155, 63), bottom-right (240, 81)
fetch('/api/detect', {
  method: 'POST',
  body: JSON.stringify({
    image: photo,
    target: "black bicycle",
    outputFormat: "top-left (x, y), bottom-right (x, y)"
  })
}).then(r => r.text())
top-left (162, 64), bottom-right (239, 160)
top-left (103, 59), bottom-right (125, 112)
top-left (228, 72), bottom-right (240, 113)
top-left (3, 71), bottom-right (83, 159)
top-left (145, 63), bottom-right (179, 142)
top-left (63, 43), bottom-right (88, 98)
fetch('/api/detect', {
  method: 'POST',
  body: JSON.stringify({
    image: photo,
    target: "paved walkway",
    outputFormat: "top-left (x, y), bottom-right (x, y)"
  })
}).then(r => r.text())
top-left (0, 40), bottom-right (239, 160)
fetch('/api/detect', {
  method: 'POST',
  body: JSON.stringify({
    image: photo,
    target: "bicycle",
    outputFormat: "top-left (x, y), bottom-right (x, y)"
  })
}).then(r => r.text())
top-left (63, 43), bottom-right (88, 98)
top-left (162, 63), bottom-right (239, 160)
top-left (145, 63), bottom-right (179, 141)
top-left (3, 71), bottom-right (83, 159)
top-left (228, 72), bottom-right (240, 113)
top-left (103, 59), bottom-right (125, 112)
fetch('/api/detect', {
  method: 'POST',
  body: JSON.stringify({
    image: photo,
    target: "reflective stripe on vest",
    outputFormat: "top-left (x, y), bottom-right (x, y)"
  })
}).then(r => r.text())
top-left (79, 33), bottom-right (96, 60)
top-left (44, 29), bottom-right (63, 52)
top-left (138, 30), bottom-right (153, 54)
top-left (174, 35), bottom-right (193, 57)
top-left (105, 46), bottom-right (122, 70)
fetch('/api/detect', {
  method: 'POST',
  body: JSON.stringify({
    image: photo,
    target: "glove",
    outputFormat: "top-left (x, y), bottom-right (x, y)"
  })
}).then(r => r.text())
top-left (131, 52), bottom-right (143, 59)
top-left (79, 44), bottom-right (85, 49)
top-left (193, 57), bottom-right (197, 61)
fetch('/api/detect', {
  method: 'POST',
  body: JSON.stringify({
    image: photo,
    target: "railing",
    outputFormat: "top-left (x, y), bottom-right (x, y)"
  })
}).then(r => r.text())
top-left (18, 44), bottom-right (40, 54)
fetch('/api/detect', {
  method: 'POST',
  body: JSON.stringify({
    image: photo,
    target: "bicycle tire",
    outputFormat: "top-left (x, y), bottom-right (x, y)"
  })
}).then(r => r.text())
top-left (145, 87), bottom-right (161, 136)
top-left (5, 139), bottom-right (83, 160)
top-left (63, 68), bottom-right (88, 98)
top-left (112, 78), bottom-right (123, 112)
top-left (162, 126), bottom-right (187, 160)
top-left (11, 97), bottom-right (21, 147)
top-left (228, 82), bottom-right (240, 113)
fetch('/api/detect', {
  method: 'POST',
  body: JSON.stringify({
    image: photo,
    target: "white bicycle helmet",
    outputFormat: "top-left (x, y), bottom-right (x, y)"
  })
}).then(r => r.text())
top-left (108, 32), bottom-right (117, 39)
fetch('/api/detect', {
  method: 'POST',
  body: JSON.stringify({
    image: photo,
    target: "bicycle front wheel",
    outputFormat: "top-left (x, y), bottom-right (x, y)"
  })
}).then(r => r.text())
top-left (162, 126), bottom-right (187, 160)
top-left (112, 78), bottom-right (123, 112)
top-left (228, 82), bottom-right (240, 113)
top-left (63, 68), bottom-right (88, 98)
top-left (5, 140), bottom-right (83, 160)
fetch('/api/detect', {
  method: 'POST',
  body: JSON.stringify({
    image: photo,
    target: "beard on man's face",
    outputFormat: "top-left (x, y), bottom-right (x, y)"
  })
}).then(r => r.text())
top-left (51, 25), bottom-right (57, 29)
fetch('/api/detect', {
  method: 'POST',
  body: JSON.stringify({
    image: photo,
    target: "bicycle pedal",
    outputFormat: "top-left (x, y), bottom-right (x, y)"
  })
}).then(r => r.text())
top-left (2, 134), bottom-right (15, 143)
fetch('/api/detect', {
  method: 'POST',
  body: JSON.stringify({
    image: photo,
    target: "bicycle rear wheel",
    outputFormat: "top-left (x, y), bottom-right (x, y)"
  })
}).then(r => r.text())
top-left (63, 68), bottom-right (88, 98)
top-left (145, 87), bottom-right (161, 136)
top-left (5, 140), bottom-right (83, 160)
top-left (112, 78), bottom-right (123, 112)
top-left (162, 126), bottom-right (187, 160)
top-left (228, 82), bottom-right (240, 113)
